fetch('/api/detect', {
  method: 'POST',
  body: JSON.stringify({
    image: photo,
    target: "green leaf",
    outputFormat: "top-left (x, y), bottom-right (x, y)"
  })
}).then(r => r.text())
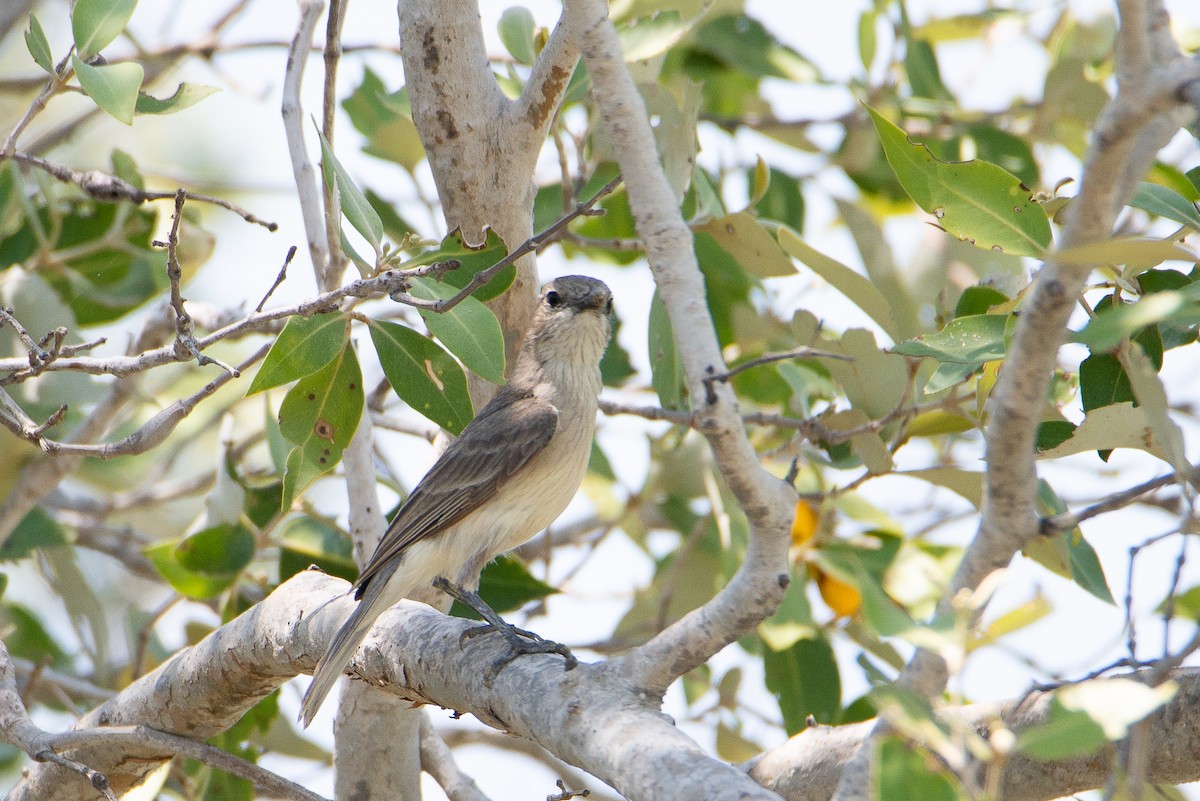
top-left (753, 166), bottom-right (805, 231)
top-left (778, 227), bottom-right (899, 340)
top-left (366, 189), bottom-right (417, 242)
top-left (72, 0), bottom-right (136, 59)
top-left (278, 342), bottom-right (365, 508)
top-left (1077, 292), bottom-right (1200, 352)
top-left (954, 285), bottom-right (1009, 318)
top-left (72, 56), bottom-right (144, 125)
top-left (25, 15), bottom-right (53, 74)
top-left (892, 314), bottom-right (1007, 363)
top-left (399, 227), bottom-right (513, 302)
top-left (877, 739), bottom-right (963, 801)
top-left (764, 634), bottom-right (842, 733)
top-left (498, 7), bottom-right (537, 65)
top-left (648, 288), bottom-right (685, 409)
top-left (689, 14), bottom-right (817, 82)
top-left (0, 604), bottom-right (69, 668)
top-left (449, 555), bottom-right (556, 619)
top-left (278, 515), bottom-right (356, 583)
top-left (1035, 420), bottom-right (1076, 452)
top-left (818, 328), bottom-right (909, 419)
top-left (618, 10), bottom-right (695, 62)
top-left (242, 480), bottom-right (282, 530)
top-left (1034, 480), bottom-right (1114, 604)
top-left (367, 318), bottom-right (473, 434)
top-left (36, 202), bottom-right (163, 323)
top-left (858, 11), bottom-right (878, 72)
top-left (1066, 531), bottom-right (1115, 605)
top-left (966, 124), bottom-right (1039, 188)
top-left (175, 523), bottom-right (255, 574)
top-left (697, 212), bottom-right (794, 278)
top-left (1079, 352), bottom-right (1132, 411)
top-left (1015, 699), bottom-right (1109, 761)
top-left (904, 38), bottom-right (953, 101)
top-left (409, 278), bottom-right (506, 384)
top-left (1058, 677), bottom-right (1176, 739)
top-left (1055, 237), bottom-right (1196, 268)
top-left (343, 69), bottom-right (426, 172)
top-left (866, 106), bottom-right (1051, 256)
top-left (0, 507), bottom-right (68, 562)
top-left (1129, 182), bottom-right (1200, 230)
top-left (135, 82), bottom-right (220, 115)
top-left (247, 313), bottom-right (347, 395)
top-left (600, 311), bottom-right (636, 388)
top-left (1165, 584), bottom-right (1200, 620)
top-left (146, 535), bottom-right (247, 601)
top-left (316, 123), bottom-right (383, 255)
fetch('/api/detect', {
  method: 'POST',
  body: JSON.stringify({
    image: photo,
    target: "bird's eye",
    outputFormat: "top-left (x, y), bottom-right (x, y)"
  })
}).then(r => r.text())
top-left (545, 290), bottom-right (562, 307)
top-left (604, 297), bottom-right (613, 315)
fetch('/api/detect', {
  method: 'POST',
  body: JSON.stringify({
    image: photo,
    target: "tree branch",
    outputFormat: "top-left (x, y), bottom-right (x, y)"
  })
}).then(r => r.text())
top-left (831, 5), bottom-right (1200, 800)
top-left (749, 669), bottom-right (1200, 801)
top-left (564, 0), bottom-right (796, 696)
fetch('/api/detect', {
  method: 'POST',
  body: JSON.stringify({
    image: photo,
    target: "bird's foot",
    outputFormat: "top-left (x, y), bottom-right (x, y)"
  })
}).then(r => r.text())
top-left (432, 577), bottom-right (578, 677)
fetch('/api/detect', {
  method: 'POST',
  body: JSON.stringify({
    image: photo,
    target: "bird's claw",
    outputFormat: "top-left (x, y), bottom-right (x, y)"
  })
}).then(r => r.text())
top-left (434, 577), bottom-right (578, 677)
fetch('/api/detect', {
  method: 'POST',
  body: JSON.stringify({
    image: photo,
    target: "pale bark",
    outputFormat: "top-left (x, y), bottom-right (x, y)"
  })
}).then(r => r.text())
top-left (11, 573), bottom-right (1200, 801)
top-left (830, 1), bottom-right (1200, 798)
top-left (564, 0), bottom-right (795, 697)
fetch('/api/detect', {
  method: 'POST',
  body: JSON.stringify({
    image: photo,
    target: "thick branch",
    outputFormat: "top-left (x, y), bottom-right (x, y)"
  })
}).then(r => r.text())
top-left (831, 7), bottom-right (1200, 801)
top-left (10, 572), bottom-right (775, 801)
top-left (749, 669), bottom-right (1200, 801)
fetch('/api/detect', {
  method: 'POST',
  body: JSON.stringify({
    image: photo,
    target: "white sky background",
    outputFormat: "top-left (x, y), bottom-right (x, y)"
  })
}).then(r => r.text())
top-left (6, 0), bottom-right (1200, 798)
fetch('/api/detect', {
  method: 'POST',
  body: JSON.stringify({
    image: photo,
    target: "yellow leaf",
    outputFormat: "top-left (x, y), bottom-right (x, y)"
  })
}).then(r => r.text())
top-left (790, 501), bottom-right (819, 547)
top-left (818, 570), bottom-right (863, 617)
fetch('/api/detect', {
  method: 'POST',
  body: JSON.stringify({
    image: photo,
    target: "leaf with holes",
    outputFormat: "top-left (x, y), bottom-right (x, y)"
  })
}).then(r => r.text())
top-left (893, 314), bottom-right (1008, 363)
top-left (135, 82), bottom-right (220, 115)
top-left (278, 342), bottom-right (364, 509)
top-left (399, 227), bottom-right (512, 301)
top-left (867, 106), bottom-right (1051, 256)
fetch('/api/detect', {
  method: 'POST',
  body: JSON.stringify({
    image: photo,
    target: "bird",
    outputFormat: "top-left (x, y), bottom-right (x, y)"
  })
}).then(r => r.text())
top-left (299, 274), bottom-right (613, 728)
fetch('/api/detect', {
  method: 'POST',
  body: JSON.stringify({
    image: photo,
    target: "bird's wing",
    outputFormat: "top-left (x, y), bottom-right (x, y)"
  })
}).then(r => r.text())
top-left (353, 391), bottom-right (558, 595)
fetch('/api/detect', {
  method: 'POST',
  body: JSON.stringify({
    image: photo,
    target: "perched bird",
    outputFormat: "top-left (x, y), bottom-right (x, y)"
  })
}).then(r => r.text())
top-left (300, 275), bottom-right (613, 727)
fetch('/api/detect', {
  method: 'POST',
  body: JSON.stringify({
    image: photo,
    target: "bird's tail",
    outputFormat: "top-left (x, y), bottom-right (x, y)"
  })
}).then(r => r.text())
top-left (299, 587), bottom-right (386, 728)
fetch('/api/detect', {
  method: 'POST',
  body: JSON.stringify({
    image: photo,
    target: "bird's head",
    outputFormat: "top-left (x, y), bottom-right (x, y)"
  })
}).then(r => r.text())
top-left (522, 275), bottom-right (613, 367)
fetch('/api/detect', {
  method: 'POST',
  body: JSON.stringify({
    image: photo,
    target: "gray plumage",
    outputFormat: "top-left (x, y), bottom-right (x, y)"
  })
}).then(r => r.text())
top-left (299, 275), bottom-right (612, 727)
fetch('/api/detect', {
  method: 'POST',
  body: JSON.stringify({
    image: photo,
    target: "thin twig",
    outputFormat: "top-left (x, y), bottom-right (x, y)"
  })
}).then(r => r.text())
top-left (14, 343), bottom-right (270, 458)
top-left (257, 245), bottom-right (298, 312)
top-left (0, 51), bottom-right (73, 157)
top-left (320, 0), bottom-right (350, 291)
top-left (1041, 466), bottom-right (1200, 533)
top-left (32, 750), bottom-right (117, 801)
top-left (701, 347), bottom-right (851, 404)
top-left (0, 187), bottom-right (628, 381)
top-left (10, 152), bottom-right (277, 230)
top-left (428, 174), bottom-right (624, 315)
top-left (47, 726), bottom-right (329, 801)
top-left (157, 190), bottom-right (239, 377)
top-left (555, 230), bottom-right (643, 252)
top-left (283, 0), bottom-right (331, 281)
